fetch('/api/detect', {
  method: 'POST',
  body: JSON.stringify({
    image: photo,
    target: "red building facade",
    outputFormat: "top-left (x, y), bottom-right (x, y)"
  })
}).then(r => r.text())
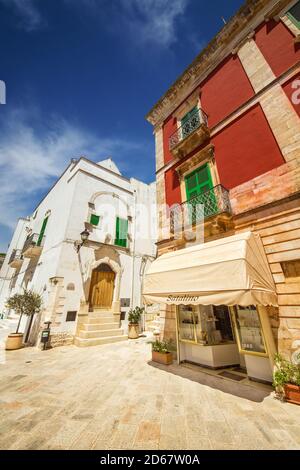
top-left (146, 0), bottom-right (300, 381)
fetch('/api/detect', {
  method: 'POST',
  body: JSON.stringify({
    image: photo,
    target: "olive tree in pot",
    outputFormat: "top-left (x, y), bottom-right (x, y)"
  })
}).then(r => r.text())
top-left (128, 306), bottom-right (144, 339)
top-left (5, 289), bottom-right (42, 350)
top-left (273, 353), bottom-right (300, 405)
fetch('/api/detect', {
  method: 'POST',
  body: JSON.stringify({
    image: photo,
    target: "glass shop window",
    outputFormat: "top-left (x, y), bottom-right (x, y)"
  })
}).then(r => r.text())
top-left (232, 306), bottom-right (267, 355)
top-left (178, 305), bottom-right (196, 342)
top-left (178, 305), bottom-right (234, 346)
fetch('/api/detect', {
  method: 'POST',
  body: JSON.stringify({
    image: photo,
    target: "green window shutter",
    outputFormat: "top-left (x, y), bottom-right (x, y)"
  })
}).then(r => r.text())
top-left (37, 216), bottom-right (48, 246)
top-left (181, 106), bottom-right (197, 125)
top-left (287, 2), bottom-right (300, 29)
top-left (181, 106), bottom-right (200, 139)
top-left (185, 164), bottom-right (216, 220)
top-left (185, 164), bottom-right (213, 201)
top-left (90, 214), bottom-right (100, 226)
top-left (115, 217), bottom-right (128, 247)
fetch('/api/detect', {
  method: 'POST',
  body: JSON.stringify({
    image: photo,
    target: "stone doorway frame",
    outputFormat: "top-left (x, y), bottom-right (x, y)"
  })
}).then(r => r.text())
top-left (89, 256), bottom-right (122, 319)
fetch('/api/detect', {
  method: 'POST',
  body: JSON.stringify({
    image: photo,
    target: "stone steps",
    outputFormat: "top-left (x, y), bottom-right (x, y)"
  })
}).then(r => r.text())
top-left (86, 316), bottom-right (117, 324)
top-left (79, 328), bottom-right (124, 339)
top-left (75, 308), bottom-right (127, 348)
top-left (81, 322), bottom-right (120, 331)
top-left (74, 335), bottom-right (128, 348)
top-left (146, 315), bottom-right (161, 333)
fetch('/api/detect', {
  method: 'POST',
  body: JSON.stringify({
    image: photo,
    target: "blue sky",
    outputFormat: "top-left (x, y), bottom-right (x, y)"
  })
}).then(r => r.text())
top-left (0, 0), bottom-right (244, 252)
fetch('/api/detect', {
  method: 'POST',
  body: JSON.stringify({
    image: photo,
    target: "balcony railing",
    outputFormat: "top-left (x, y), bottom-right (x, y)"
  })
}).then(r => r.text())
top-left (8, 249), bottom-right (23, 268)
top-left (22, 233), bottom-right (45, 258)
top-left (169, 107), bottom-right (209, 151)
top-left (170, 185), bottom-right (232, 232)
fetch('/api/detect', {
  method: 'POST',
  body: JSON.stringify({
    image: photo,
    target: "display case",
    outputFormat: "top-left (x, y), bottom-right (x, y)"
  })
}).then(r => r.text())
top-left (231, 306), bottom-right (267, 357)
top-left (178, 305), bottom-right (196, 342)
top-left (177, 305), bottom-right (235, 346)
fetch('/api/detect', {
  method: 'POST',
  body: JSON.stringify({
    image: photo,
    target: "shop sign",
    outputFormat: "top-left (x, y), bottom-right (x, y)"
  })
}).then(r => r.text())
top-left (167, 295), bottom-right (200, 303)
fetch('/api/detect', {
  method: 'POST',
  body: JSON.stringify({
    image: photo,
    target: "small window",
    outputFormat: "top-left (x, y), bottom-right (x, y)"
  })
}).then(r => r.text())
top-left (90, 214), bottom-right (100, 226)
top-left (66, 311), bottom-right (77, 322)
top-left (281, 260), bottom-right (300, 283)
top-left (287, 1), bottom-right (300, 29)
top-left (115, 217), bottom-right (128, 248)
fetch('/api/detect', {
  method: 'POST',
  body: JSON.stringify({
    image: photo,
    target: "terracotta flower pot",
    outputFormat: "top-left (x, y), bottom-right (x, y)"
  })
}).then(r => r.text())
top-left (152, 350), bottom-right (173, 365)
top-left (5, 333), bottom-right (24, 350)
top-left (128, 323), bottom-right (139, 339)
top-left (284, 383), bottom-right (300, 405)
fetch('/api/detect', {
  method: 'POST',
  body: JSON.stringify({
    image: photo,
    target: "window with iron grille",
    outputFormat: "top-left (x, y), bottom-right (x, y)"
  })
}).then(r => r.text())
top-left (287, 1), bottom-right (300, 29)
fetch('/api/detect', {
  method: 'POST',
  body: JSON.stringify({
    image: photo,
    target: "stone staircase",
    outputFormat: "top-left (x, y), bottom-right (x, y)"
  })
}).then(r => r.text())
top-left (146, 313), bottom-right (161, 334)
top-left (74, 309), bottom-right (127, 347)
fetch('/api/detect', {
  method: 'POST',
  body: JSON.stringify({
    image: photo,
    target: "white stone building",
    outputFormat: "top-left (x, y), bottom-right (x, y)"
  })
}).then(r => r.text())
top-left (0, 157), bottom-right (156, 347)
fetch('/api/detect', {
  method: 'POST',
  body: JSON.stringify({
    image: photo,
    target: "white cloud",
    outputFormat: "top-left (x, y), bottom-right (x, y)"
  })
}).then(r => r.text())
top-left (120, 0), bottom-right (189, 47)
top-left (0, 0), bottom-right (43, 31)
top-left (1, 0), bottom-right (189, 45)
top-left (65, 0), bottom-right (189, 47)
top-left (0, 108), bottom-right (141, 237)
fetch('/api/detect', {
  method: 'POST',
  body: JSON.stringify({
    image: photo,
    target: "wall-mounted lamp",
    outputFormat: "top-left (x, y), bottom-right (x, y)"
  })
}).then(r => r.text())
top-left (74, 228), bottom-right (90, 252)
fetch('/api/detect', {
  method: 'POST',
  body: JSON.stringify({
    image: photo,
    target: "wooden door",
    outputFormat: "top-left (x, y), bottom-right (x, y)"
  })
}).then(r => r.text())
top-left (89, 270), bottom-right (115, 308)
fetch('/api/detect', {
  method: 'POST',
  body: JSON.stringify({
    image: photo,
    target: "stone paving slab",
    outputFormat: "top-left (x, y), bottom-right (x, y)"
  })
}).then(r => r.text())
top-left (0, 338), bottom-right (300, 450)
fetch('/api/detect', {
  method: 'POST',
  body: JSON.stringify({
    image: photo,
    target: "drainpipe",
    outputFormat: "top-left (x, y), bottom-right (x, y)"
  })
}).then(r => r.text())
top-left (130, 189), bottom-right (137, 310)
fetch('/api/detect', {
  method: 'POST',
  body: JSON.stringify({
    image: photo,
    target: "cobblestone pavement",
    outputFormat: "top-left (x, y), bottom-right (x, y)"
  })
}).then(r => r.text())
top-left (0, 337), bottom-right (300, 450)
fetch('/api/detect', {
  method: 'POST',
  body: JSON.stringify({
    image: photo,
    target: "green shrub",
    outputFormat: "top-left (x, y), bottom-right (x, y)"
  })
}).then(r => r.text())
top-left (273, 353), bottom-right (300, 390)
top-left (128, 306), bottom-right (144, 325)
top-left (150, 339), bottom-right (172, 354)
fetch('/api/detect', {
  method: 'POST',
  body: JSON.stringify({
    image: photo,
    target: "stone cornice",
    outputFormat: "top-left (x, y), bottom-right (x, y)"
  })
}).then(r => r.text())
top-left (146, 0), bottom-right (292, 128)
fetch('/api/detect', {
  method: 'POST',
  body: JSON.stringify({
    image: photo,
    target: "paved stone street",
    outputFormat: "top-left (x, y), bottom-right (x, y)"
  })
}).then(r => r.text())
top-left (0, 337), bottom-right (300, 450)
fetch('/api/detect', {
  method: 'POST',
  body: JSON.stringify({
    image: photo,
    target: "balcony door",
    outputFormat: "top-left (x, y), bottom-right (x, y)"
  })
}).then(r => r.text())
top-left (185, 163), bottom-right (216, 220)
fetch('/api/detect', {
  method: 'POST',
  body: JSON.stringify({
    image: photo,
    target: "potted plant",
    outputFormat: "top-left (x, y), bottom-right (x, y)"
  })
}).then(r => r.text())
top-left (5, 289), bottom-right (42, 350)
top-left (128, 306), bottom-right (144, 339)
top-left (150, 339), bottom-right (173, 365)
top-left (273, 353), bottom-right (300, 405)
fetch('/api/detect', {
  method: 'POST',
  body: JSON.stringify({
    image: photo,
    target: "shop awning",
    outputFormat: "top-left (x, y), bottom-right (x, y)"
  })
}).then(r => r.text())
top-left (143, 232), bottom-right (278, 307)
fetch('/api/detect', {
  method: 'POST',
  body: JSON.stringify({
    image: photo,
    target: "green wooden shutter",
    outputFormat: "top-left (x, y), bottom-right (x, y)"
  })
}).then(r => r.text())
top-left (185, 164), bottom-right (216, 220)
top-left (115, 217), bottom-right (128, 247)
top-left (90, 214), bottom-right (100, 226)
top-left (181, 106), bottom-right (197, 125)
top-left (287, 1), bottom-right (300, 29)
top-left (185, 164), bottom-right (213, 201)
top-left (181, 106), bottom-right (198, 139)
top-left (37, 216), bottom-right (48, 246)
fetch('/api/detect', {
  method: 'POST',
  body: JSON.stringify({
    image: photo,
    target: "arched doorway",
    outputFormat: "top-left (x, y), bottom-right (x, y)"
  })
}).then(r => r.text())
top-left (89, 263), bottom-right (115, 309)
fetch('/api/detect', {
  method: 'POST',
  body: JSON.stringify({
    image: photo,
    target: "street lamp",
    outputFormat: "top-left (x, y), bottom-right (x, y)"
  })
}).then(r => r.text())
top-left (75, 228), bottom-right (90, 252)
top-left (80, 229), bottom-right (90, 243)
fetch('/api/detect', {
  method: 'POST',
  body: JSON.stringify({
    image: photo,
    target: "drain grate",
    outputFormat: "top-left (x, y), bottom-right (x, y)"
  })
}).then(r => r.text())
top-left (232, 367), bottom-right (247, 375)
top-left (218, 371), bottom-right (245, 381)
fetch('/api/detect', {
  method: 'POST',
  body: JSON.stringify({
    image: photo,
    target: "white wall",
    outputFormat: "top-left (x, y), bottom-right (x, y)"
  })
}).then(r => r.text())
top-left (0, 158), bottom-right (157, 341)
top-left (0, 218), bottom-right (29, 313)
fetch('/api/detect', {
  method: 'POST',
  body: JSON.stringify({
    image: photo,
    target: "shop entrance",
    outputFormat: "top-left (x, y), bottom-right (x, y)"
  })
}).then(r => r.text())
top-left (177, 305), bottom-right (273, 383)
top-left (89, 263), bottom-right (115, 309)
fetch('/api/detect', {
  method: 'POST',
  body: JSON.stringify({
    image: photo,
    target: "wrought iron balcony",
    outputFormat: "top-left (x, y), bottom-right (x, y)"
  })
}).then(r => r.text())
top-left (8, 249), bottom-right (23, 268)
top-left (22, 233), bottom-right (45, 259)
top-left (169, 107), bottom-right (210, 157)
top-left (170, 185), bottom-right (232, 233)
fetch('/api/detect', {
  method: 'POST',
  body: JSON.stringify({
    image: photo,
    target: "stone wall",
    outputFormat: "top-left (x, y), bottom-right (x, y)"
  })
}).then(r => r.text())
top-left (235, 196), bottom-right (300, 360)
top-left (49, 332), bottom-right (74, 348)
